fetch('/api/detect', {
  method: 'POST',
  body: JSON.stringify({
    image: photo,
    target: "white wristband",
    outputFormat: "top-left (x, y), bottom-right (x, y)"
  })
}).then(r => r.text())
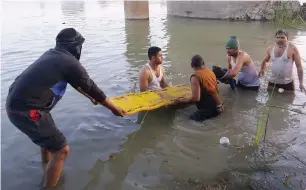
top-left (219, 70), bottom-right (229, 80)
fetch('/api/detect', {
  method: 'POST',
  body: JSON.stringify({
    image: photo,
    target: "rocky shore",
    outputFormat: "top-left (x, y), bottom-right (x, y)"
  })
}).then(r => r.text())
top-left (167, 1), bottom-right (306, 22)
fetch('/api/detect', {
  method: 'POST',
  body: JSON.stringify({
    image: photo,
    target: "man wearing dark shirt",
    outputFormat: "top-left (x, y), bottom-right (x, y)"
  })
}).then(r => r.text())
top-left (5, 28), bottom-right (125, 187)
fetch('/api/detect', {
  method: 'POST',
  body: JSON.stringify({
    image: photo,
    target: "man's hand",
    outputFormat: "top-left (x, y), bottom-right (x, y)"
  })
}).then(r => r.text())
top-left (293, 45), bottom-right (304, 94)
top-left (111, 106), bottom-right (126, 117)
top-left (173, 97), bottom-right (186, 105)
top-left (259, 46), bottom-right (271, 78)
top-left (100, 98), bottom-right (126, 117)
top-left (258, 69), bottom-right (264, 78)
top-left (299, 84), bottom-right (306, 93)
top-left (217, 104), bottom-right (225, 114)
top-left (139, 67), bottom-right (150, 92)
top-left (91, 99), bottom-right (98, 105)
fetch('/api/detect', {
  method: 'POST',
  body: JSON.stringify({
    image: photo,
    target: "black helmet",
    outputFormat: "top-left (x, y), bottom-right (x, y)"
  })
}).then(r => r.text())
top-left (55, 28), bottom-right (85, 60)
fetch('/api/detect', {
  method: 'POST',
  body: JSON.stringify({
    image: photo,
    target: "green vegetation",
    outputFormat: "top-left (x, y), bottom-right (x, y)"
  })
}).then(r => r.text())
top-left (270, 5), bottom-right (306, 29)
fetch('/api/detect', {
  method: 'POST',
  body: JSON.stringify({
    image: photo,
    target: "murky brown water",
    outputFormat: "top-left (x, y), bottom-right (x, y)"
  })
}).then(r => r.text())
top-left (1, 1), bottom-right (306, 190)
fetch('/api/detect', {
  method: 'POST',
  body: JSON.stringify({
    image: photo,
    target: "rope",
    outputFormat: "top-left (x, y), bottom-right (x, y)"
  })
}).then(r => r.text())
top-left (123, 110), bottom-right (149, 162)
top-left (254, 49), bottom-right (281, 146)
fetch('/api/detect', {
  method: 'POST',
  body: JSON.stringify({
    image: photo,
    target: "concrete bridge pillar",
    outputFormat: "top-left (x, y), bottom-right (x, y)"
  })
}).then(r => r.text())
top-left (124, 1), bottom-right (149, 20)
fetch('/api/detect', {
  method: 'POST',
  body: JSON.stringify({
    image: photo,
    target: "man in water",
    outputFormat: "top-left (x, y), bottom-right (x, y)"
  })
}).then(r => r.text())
top-left (175, 55), bottom-right (224, 122)
top-left (139, 46), bottom-right (169, 92)
top-left (258, 29), bottom-right (305, 92)
top-left (5, 28), bottom-right (126, 188)
top-left (214, 36), bottom-right (261, 91)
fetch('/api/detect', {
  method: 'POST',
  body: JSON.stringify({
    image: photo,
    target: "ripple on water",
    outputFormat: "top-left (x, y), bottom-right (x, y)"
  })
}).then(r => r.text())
top-left (2, 1), bottom-right (306, 190)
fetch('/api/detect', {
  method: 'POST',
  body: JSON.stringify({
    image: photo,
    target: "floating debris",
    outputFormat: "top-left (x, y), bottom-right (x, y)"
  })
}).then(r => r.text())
top-left (283, 173), bottom-right (291, 187)
top-left (278, 88), bottom-right (284, 93)
top-left (220, 137), bottom-right (230, 146)
top-left (108, 154), bottom-right (115, 160)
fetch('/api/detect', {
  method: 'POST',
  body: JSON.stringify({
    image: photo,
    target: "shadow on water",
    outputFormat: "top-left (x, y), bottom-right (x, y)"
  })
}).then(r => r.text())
top-left (81, 108), bottom-right (177, 190)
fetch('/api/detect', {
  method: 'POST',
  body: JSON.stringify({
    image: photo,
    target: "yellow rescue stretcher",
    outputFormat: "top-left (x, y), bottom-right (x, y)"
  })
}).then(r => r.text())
top-left (110, 85), bottom-right (192, 115)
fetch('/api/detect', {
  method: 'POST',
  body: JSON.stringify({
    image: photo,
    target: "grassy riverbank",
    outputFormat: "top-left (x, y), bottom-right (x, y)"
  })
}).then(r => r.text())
top-left (271, 7), bottom-right (306, 29)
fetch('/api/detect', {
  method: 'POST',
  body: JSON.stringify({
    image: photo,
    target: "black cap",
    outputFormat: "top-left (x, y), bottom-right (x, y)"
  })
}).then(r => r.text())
top-left (56, 28), bottom-right (85, 46)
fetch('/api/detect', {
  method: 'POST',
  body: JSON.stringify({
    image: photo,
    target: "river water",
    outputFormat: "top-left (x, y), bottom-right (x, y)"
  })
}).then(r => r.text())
top-left (1, 1), bottom-right (306, 190)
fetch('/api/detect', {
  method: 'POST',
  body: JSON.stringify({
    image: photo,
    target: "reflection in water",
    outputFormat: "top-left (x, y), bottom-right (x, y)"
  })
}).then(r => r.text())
top-left (124, 19), bottom-right (150, 88)
top-left (124, 20), bottom-right (150, 68)
top-left (148, 2), bottom-right (170, 62)
top-left (2, 1), bottom-right (306, 190)
top-left (148, 1), bottom-right (172, 84)
top-left (39, 2), bottom-right (45, 17)
top-left (83, 108), bottom-right (177, 189)
top-left (123, 2), bottom-right (171, 89)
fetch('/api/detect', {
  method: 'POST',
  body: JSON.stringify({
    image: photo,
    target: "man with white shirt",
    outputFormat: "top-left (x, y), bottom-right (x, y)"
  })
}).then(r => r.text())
top-left (258, 29), bottom-right (305, 92)
top-left (138, 46), bottom-right (169, 92)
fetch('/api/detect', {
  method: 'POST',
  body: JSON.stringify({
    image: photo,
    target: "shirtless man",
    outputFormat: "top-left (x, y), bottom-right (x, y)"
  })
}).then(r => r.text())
top-left (258, 29), bottom-right (305, 92)
top-left (139, 46), bottom-right (169, 92)
top-left (221, 36), bottom-right (261, 91)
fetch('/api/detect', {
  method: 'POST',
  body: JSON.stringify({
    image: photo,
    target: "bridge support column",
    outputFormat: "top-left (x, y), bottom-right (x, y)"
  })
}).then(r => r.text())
top-left (124, 1), bottom-right (149, 20)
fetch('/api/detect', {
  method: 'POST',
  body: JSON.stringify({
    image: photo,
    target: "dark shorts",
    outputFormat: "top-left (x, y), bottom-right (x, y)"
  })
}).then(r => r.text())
top-left (237, 81), bottom-right (260, 92)
top-left (268, 81), bottom-right (295, 91)
top-left (6, 107), bottom-right (67, 151)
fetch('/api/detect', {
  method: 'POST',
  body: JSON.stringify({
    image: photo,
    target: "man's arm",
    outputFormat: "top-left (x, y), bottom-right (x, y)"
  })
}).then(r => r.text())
top-left (211, 91), bottom-right (223, 106)
top-left (293, 45), bottom-right (303, 84)
top-left (160, 66), bottom-right (169, 88)
top-left (76, 87), bottom-right (97, 105)
top-left (139, 68), bottom-right (149, 92)
top-left (65, 64), bottom-right (106, 103)
top-left (227, 55), bottom-right (232, 70)
top-left (292, 45), bottom-right (305, 90)
top-left (63, 58), bottom-right (125, 115)
top-left (205, 77), bottom-right (223, 106)
top-left (175, 76), bottom-right (201, 104)
top-left (259, 46), bottom-right (271, 77)
top-left (225, 53), bottom-right (246, 78)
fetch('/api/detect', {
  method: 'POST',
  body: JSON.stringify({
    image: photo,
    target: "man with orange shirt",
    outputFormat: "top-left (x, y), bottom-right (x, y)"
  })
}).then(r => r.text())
top-left (175, 55), bottom-right (224, 121)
